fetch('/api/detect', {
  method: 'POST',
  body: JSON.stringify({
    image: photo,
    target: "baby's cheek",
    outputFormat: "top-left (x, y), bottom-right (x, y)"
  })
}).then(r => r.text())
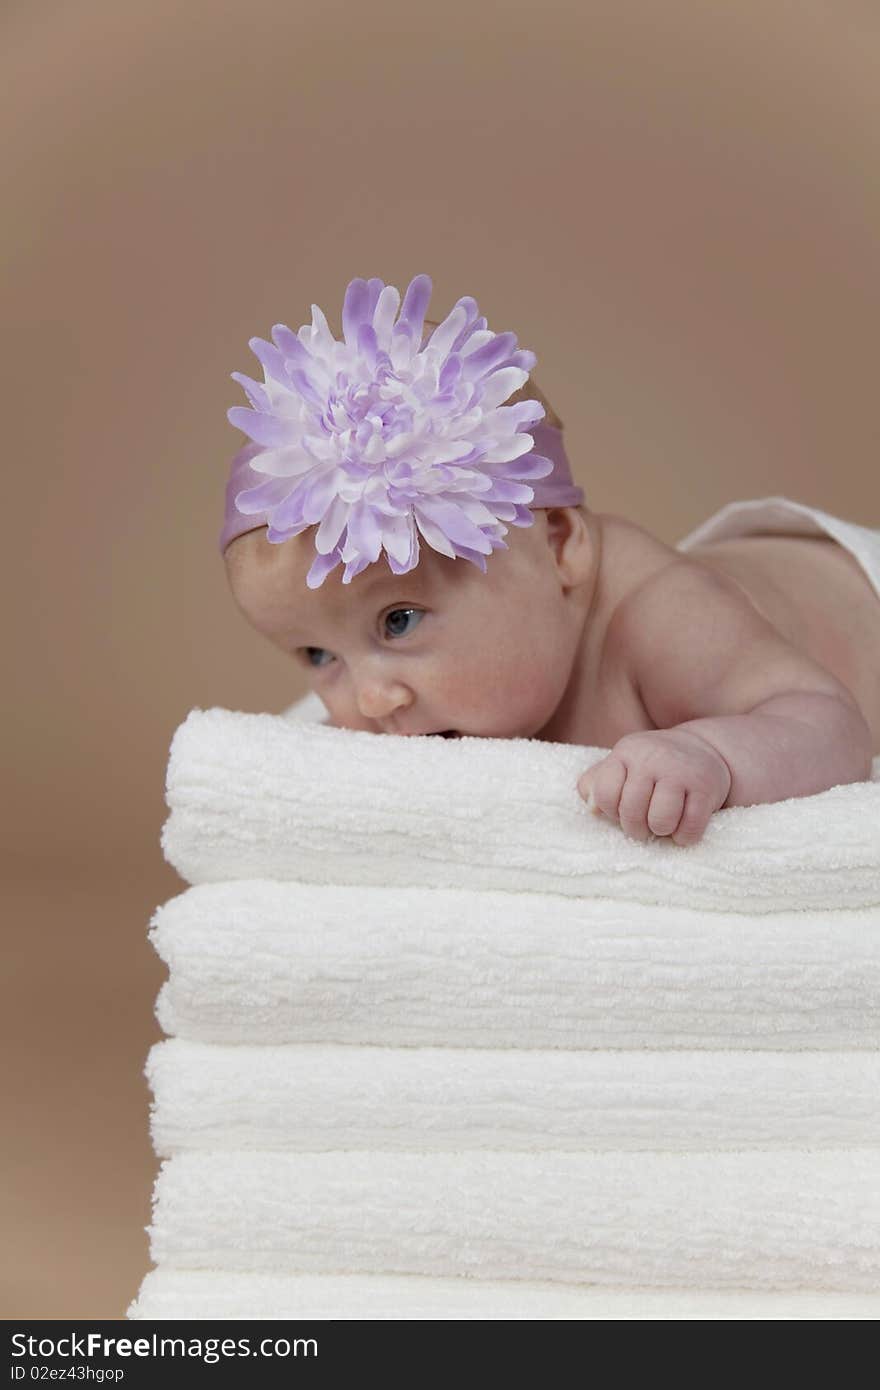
top-left (476, 655), bottom-right (564, 732)
top-left (512, 666), bottom-right (566, 725)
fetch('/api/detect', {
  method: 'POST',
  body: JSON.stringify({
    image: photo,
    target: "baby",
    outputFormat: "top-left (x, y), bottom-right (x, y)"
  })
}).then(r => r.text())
top-left (222, 275), bottom-right (879, 848)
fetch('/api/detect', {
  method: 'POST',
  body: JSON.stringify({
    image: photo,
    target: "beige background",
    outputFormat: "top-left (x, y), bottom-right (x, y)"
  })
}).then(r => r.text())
top-left (3, 0), bottom-right (879, 1318)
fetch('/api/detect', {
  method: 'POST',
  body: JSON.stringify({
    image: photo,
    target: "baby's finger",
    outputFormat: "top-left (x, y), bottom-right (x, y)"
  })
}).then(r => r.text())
top-left (671, 791), bottom-right (710, 847)
top-left (646, 781), bottom-right (687, 838)
top-left (580, 757), bottom-right (627, 819)
top-left (617, 772), bottom-right (656, 842)
top-left (576, 766), bottom-right (597, 803)
top-left (577, 760), bottom-right (610, 813)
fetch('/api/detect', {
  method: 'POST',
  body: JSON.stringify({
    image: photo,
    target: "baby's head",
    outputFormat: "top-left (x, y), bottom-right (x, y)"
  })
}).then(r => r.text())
top-left (225, 499), bottom-right (599, 739)
top-left (222, 302), bottom-right (600, 739)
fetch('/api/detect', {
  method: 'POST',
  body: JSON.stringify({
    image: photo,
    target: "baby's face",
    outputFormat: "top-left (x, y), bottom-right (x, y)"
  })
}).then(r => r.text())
top-left (225, 510), bottom-right (592, 739)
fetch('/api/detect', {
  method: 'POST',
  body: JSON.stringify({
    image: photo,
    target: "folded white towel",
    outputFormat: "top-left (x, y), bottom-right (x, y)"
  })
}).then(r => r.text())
top-left (147, 1040), bottom-right (880, 1155)
top-left (127, 1270), bottom-right (880, 1321)
top-left (151, 881), bottom-right (880, 1049)
top-left (148, 1149), bottom-right (880, 1291)
top-left (161, 708), bottom-right (880, 912)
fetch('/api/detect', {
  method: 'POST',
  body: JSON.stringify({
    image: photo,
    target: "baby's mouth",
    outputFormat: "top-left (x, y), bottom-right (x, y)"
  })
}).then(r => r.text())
top-left (432, 729), bottom-right (461, 739)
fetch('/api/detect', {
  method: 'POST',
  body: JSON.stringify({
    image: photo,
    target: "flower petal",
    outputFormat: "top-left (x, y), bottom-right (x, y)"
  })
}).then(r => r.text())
top-left (475, 367), bottom-right (529, 411)
top-left (267, 484), bottom-right (311, 532)
top-left (357, 322), bottom-right (379, 367)
top-left (266, 518), bottom-right (311, 543)
top-left (509, 452), bottom-right (554, 481)
top-left (495, 400), bottom-right (545, 430)
top-left (308, 303), bottom-right (336, 357)
top-left (411, 510), bottom-right (457, 559)
top-left (423, 305), bottom-right (468, 361)
top-left (301, 433), bottom-right (337, 463)
top-left (447, 296), bottom-right (481, 355)
top-left (380, 512), bottom-right (416, 566)
top-left (397, 273), bottom-right (433, 341)
top-left (480, 478), bottom-right (536, 504)
top-left (438, 354), bottom-right (463, 392)
top-left (390, 321), bottom-right (416, 372)
top-left (510, 349), bottom-right (537, 372)
top-left (227, 407), bottom-right (300, 449)
top-left (342, 277), bottom-right (373, 349)
top-left (342, 552), bottom-right (373, 584)
top-left (480, 433), bottom-right (535, 464)
top-left (414, 497), bottom-right (494, 554)
top-left (365, 278), bottom-right (385, 322)
top-left (246, 447), bottom-right (315, 479)
top-left (458, 329), bottom-right (493, 358)
top-left (233, 475), bottom-right (291, 514)
top-left (430, 440), bottom-right (481, 466)
top-left (386, 548), bottom-right (419, 577)
top-left (455, 497), bottom-right (498, 527)
top-left (230, 372), bottom-right (270, 412)
top-left (299, 467), bottom-right (344, 524)
top-left (345, 501), bottom-right (383, 563)
top-left (314, 493), bottom-right (350, 554)
top-left (285, 365), bottom-right (326, 411)
top-left (270, 324), bottom-right (310, 368)
top-left (454, 545), bottom-right (496, 574)
top-left (372, 284), bottom-right (401, 349)
top-left (306, 548), bottom-right (343, 589)
top-left (458, 332), bottom-right (518, 379)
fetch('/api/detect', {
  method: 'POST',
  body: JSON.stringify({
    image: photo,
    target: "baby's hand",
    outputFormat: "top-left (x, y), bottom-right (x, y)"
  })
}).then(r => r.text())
top-left (577, 728), bottom-right (732, 847)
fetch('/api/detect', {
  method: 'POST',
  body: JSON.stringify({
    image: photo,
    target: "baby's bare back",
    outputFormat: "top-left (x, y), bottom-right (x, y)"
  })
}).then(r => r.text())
top-left (684, 533), bottom-right (880, 749)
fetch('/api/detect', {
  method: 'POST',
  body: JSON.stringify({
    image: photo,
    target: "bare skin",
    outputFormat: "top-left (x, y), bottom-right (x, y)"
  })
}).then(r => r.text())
top-left (682, 532), bottom-right (880, 748)
top-left (225, 507), bottom-right (876, 846)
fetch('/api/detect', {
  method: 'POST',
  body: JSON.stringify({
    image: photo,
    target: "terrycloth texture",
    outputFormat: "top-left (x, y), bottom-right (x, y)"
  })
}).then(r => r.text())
top-left (127, 1270), bottom-right (880, 1321)
top-left (131, 694), bottom-right (880, 1319)
top-left (161, 707), bottom-right (880, 913)
top-left (148, 1040), bottom-right (880, 1154)
top-left (151, 881), bottom-right (880, 1049)
top-left (148, 1149), bottom-right (880, 1291)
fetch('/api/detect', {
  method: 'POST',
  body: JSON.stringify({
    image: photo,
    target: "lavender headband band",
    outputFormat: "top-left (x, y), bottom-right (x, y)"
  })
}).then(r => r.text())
top-left (221, 273), bottom-right (585, 588)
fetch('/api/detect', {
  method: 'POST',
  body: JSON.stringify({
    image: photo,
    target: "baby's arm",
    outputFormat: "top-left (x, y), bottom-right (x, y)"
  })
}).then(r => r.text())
top-left (578, 562), bottom-right (873, 845)
top-left (674, 689), bottom-right (870, 807)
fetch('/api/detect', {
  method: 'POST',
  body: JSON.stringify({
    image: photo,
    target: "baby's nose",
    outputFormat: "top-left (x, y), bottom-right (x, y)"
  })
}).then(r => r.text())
top-left (354, 674), bottom-right (414, 721)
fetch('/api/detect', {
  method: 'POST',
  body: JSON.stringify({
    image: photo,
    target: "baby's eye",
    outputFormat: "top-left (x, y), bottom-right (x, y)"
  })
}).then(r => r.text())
top-left (304, 647), bottom-right (335, 669)
top-left (384, 608), bottom-right (424, 639)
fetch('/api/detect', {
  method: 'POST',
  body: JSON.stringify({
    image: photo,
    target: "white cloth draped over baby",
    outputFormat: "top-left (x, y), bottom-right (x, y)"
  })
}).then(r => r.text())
top-left (129, 695), bottom-right (880, 1321)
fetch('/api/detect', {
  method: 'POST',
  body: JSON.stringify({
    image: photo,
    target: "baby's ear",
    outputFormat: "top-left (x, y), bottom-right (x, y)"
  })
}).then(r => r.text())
top-left (544, 507), bottom-right (593, 587)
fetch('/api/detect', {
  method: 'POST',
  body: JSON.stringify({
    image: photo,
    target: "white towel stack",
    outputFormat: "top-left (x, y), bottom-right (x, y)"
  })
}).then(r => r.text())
top-left (129, 695), bottom-right (880, 1320)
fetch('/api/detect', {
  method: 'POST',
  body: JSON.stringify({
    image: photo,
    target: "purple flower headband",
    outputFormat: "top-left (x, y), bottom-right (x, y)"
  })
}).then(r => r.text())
top-left (221, 273), bottom-right (584, 588)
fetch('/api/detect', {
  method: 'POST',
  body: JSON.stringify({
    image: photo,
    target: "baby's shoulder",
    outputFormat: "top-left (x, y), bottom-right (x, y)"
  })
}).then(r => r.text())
top-left (606, 523), bottom-right (766, 667)
top-left (594, 516), bottom-right (692, 697)
top-left (598, 514), bottom-right (694, 638)
top-left (608, 539), bottom-right (843, 727)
